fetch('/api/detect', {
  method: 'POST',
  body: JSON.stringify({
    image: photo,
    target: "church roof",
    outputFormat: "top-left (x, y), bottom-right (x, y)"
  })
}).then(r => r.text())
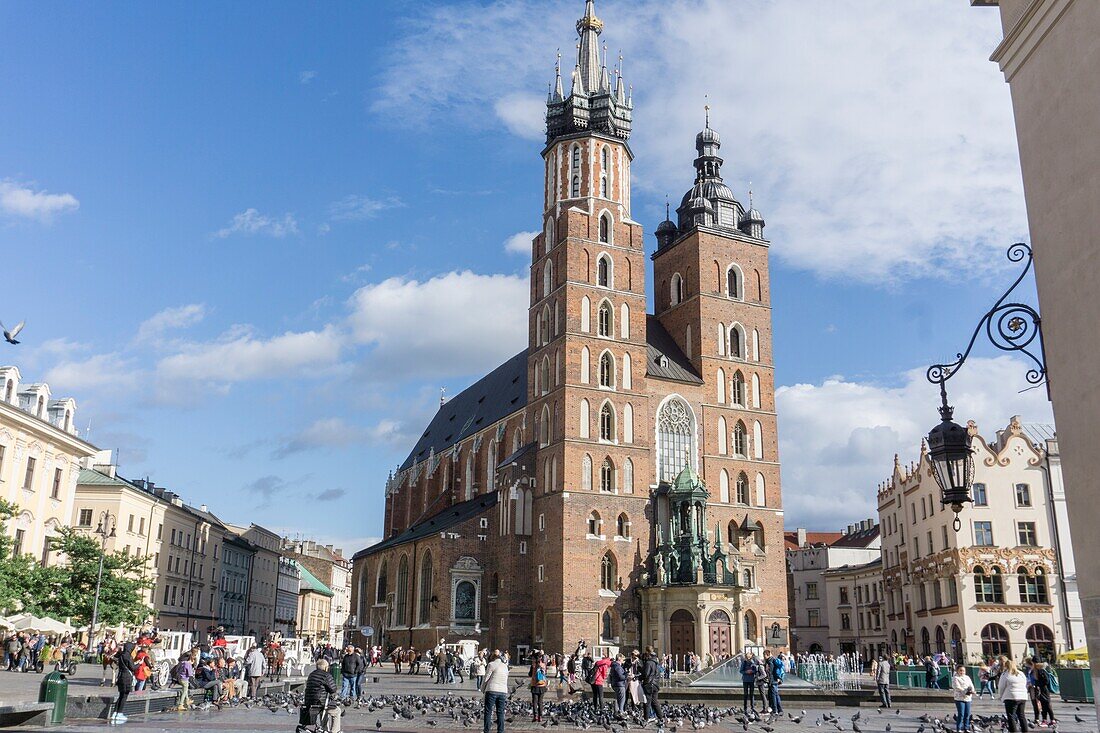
top-left (353, 492), bottom-right (500, 559)
top-left (645, 316), bottom-right (704, 384)
top-left (399, 350), bottom-right (528, 472)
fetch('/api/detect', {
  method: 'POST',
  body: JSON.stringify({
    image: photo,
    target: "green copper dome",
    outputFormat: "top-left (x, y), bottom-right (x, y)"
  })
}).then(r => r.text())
top-left (672, 462), bottom-right (704, 493)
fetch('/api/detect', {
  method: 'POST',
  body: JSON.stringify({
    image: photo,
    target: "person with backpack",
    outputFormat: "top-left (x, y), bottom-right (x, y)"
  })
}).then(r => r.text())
top-left (581, 651), bottom-right (596, 698)
top-left (1032, 660), bottom-right (1057, 727)
top-left (640, 647), bottom-right (664, 726)
top-left (111, 642), bottom-right (136, 724)
top-left (529, 650), bottom-right (548, 722)
top-left (609, 653), bottom-right (628, 715)
top-left (740, 651), bottom-right (759, 714)
top-left (764, 649), bottom-right (784, 714)
top-left (591, 651), bottom-right (612, 715)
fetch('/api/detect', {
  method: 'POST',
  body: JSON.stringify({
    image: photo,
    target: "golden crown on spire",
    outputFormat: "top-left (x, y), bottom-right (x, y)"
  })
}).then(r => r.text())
top-left (577, 1), bottom-right (603, 34)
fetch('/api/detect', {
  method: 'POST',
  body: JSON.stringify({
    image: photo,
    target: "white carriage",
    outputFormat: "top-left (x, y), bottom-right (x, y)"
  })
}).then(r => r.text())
top-left (222, 634), bottom-right (255, 662)
top-left (279, 637), bottom-right (309, 676)
top-left (149, 630), bottom-right (194, 684)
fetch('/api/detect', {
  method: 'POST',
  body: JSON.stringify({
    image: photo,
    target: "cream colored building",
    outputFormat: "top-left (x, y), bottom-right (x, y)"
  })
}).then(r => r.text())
top-left (972, 0), bottom-right (1100, 710)
top-left (878, 418), bottom-right (1075, 663)
top-left (821, 557), bottom-right (886, 662)
top-left (285, 540), bottom-right (351, 645)
top-left (0, 366), bottom-right (97, 564)
top-left (295, 560), bottom-right (333, 643)
top-left (226, 523), bottom-right (280, 638)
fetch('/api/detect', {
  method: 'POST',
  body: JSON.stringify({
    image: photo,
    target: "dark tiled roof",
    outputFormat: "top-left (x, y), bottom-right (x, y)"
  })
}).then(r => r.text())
top-left (399, 350), bottom-right (529, 471)
top-left (830, 524), bottom-right (880, 548)
top-left (353, 492), bottom-right (500, 559)
top-left (497, 441), bottom-right (537, 470)
top-left (783, 531), bottom-right (844, 551)
top-left (645, 316), bottom-right (703, 384)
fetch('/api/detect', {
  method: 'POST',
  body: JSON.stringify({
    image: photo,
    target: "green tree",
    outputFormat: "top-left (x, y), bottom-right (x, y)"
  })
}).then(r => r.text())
top-left (44, 527), bottom-right (152, 627)
top-left (0, 499), bottom-right (50, 615)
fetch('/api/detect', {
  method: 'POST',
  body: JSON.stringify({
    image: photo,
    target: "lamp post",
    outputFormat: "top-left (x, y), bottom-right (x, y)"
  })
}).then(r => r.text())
top-left (87, 511), bottom-right (117, 647)
top-left (925, 243), bottom-right (1047, 530)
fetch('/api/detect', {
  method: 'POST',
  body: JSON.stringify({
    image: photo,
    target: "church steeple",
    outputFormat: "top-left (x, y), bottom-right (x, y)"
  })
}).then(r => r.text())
top-left (545, 0), bottom-right (633, 144)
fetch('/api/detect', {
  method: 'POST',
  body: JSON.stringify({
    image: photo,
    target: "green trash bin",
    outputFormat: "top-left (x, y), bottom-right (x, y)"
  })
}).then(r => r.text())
top-left (331, 664), bottom-right (342, 688)
top-left (38, 671), bottom-right (68, 724)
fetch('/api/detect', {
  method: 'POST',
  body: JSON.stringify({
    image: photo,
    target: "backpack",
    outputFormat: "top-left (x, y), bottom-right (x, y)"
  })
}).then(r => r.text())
top-left (771, 658), bottom-right (785, 680)
top-left (169, 662), bottom-right (183, 684)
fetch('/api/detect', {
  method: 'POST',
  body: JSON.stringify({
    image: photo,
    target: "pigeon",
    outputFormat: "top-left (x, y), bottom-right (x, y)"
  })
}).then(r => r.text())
top-left (885, 725), bottom-right (891, 732)
top-left (1, 321), bottom-right (23, 345)
top-left (1075, 715), bottom-right (1085, 723)
top-left (376, 720), bottom-right (382, 729)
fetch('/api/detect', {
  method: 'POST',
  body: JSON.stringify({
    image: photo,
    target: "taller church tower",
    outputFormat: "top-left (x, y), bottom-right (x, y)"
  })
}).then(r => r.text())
top-left (526, 0), bottom-right (653, 654)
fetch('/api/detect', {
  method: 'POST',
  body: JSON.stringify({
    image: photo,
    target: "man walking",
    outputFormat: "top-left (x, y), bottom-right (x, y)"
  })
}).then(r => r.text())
top-left (482, 650), bottom-right (509, 733)
top-left (875, 655), bottom-right (892, 708)
top-left (640, 646), bottom-right (665, 729)
top-left (244, 645), bottom-right (265, 699)
top-left (764, 649), bottom-right (784, 714)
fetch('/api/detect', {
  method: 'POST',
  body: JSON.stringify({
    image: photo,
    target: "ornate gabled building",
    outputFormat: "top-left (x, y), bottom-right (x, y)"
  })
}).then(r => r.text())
top-left (351, 0), bottom-right (787, 662)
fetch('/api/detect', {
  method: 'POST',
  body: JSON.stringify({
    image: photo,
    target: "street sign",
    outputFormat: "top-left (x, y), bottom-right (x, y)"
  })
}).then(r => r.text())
top-left (360, 626), bottom-right (374, 638)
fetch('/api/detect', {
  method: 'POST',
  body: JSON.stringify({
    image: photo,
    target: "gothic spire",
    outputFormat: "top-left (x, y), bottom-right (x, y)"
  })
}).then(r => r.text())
top-left (553, 50), bottom-right (564, 102)
top-left (576, 0), bottom-right (603, 94)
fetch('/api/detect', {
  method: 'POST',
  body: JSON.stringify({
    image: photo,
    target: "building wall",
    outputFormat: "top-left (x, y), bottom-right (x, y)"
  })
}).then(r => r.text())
top-left (275, 556), bottom-right (300, 636)
top-left (297, 591), bottom-right (332, 643)
top-left (235, 524), bottom-right (280, 638)
top-left (153, 504), bottom-right (223, 634)
top-left (218, 539), bottom-right (253, 634)
top-left (822, 561), bottom-right (886, 661)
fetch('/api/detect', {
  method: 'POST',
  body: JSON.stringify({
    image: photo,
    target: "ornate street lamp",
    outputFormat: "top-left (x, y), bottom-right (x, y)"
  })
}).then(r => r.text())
top-left (87, 511), bottom-right (117, 646)
top-left (925, 243), bottom-right (1047, 530)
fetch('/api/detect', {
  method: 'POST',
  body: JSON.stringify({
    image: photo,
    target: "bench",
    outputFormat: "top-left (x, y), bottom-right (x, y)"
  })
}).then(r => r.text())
top-left (0, 702), bottom-right (55, 728)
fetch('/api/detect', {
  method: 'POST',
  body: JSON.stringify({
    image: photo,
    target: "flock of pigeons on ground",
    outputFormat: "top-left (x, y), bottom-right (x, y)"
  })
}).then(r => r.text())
top-left (198, 689), bottom-right (1094, 732)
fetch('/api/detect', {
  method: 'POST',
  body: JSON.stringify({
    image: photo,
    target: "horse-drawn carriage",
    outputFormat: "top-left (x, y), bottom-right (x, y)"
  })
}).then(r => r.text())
top-left (262, 635), bottom-right (309, 678)
top-left (148, 630), bottom-right (194, 684)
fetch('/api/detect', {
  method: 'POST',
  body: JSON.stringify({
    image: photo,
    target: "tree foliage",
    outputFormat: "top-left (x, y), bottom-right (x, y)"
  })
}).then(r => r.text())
top-left (0, 499), bottom-right (50, 615)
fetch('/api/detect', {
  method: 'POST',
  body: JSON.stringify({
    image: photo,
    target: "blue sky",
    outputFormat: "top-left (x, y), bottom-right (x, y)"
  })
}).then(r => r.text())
top-left (0, 0), bottom-right (1053, 548)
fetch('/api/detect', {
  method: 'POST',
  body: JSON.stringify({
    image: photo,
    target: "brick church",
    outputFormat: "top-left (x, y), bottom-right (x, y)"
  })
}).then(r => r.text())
top-left (351, 0), bottom-right (788, 662)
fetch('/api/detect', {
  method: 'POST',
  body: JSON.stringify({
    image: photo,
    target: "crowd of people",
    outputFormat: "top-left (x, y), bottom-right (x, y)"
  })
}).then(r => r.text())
top-left (3, 630), bottom-right (76, 673)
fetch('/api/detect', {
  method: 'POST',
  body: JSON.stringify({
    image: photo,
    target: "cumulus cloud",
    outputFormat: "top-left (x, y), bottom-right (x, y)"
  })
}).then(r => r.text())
top-left (135, 304), bottom-right (207, 344)
top-left (274, 417), bottom-right (371, 458)
top-left (503, 230), bottom-right (538, 255)
top-left (347, 271), bottom-right (527, 380)
top-left (43, 353), bottom-right (142, 393)
top-left (327, 195), bottom-right (404, 222)
top-left (776, 356), bottom-right (1054, 530)
top-left (494, 93), bottom-right (546, 141)
top-left (215, 208), bottom-right (299, 238)
top-left (157, 325), bottom-right (342, 383)
top-left (0, 180), bottom-right (79, 222)
top-left (373, 0), bottom-right (1023, 283)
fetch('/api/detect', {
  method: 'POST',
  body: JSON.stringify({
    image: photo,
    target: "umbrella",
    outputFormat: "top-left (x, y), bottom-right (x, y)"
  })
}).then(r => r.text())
top-left (1060, 647), bottom-right (1089, 662)
top-left (36, 617), bottom-right (75, 634)
top-left (11, 615), bottom-right (48, 631)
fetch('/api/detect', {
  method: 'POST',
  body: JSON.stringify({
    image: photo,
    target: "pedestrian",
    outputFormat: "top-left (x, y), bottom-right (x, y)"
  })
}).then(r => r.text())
top-left (609, 653), bottom-right (628, 716)
top-left (924, 655), bottom-right (937, 689)
top-left (472, 651), bottom-right (487, 691)
top-left (101, 634), bottom-right (118, 685)
top-left (875, 655), bottom-right (892, 709)
top-left (529, 651), bottom-right (548, 722)
top-left (391, 646), bottom-right (403, 674)
top-left (174, 653), bottom-right (194, 710)
top-left (354, 647), bottom-right (367, 698)
top-left (340, 645), bottom-right (358, 699)
top-left (998, 660), bottom-right (1030, 732)
top-left (1032, 660), bottom-right (1057, 727)
top-left (298, 659), bottom-right (341, 733)
top-left (133, 646), bottom-right (151, 692)
top-left (640, 646), bottom-right (664, 726)
top-left (978, 663), bottom-right (993, 699)
top-left (740, 651), bottom-right (759, 714)
top-left (244, 645), bottom-right (265, 699)
top-left (591, 650), bottom-right (611, 714)
top-left (764, 649), bottom-right (784, 714)
top-left (111, 642), bottom-right (136, 724)
top-left (482, 650), bottom-right (509, 733)
top-left (952, 665), bottom-right (975, 732)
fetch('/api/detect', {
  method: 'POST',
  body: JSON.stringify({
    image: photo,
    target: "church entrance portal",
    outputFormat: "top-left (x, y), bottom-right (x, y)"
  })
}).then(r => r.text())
top-left (707, 609), bottom-right (732, 659)
top-left (669, 609), bottom-right (695, 664)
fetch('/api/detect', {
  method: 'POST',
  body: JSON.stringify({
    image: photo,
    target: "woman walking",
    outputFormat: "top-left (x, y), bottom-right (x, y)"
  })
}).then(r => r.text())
top-left (998, 660), bottom-right (1030, 732)
top-left (112, 642), bottom-right (136, 724)
top-left (1032, 661), bottom-right (1057, 727)
top-left (977, 663), bottom-right (993, 699)
top-left (529, 651), bottom-right (547, 722)
top-left (951, 665), bottom-right (975, 732)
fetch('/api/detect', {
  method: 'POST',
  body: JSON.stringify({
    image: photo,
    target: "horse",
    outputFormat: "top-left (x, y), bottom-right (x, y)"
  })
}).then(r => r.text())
top-left (263, 644), bottom-right (285, 681)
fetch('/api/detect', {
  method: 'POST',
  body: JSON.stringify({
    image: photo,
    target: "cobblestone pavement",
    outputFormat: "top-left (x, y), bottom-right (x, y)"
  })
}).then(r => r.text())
top-left (29, 670), bottom-right (1096, 733)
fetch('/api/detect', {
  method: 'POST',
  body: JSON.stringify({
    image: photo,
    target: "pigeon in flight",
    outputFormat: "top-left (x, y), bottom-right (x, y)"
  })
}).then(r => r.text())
top-left (1, 321), bottom-right (24, 345)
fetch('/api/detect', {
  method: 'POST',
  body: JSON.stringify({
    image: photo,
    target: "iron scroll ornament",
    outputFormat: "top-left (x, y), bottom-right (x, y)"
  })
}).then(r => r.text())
top-left (926, 242), bottom-right (1047, 394)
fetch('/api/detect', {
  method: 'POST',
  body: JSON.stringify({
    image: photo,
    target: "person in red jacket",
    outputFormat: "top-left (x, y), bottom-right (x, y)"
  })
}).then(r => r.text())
top-left (592, 651), bottom-right (612, 714)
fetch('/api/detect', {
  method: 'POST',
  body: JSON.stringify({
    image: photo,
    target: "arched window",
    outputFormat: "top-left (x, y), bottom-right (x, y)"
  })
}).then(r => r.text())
top-left (540, 356), bottom-right (550, 395)
top-left (597, 254), bottom-right (611, 287)
top-left (755, 473), bottom-right (766, 507)
top-left (727, 521), bottom-right (738, 546)
top-left (1026, 624), bottom-right (1055, 662)
top-left (974, 566), bottom-right (1005, 604)
top-left (601, 145), bottom-right (610, 178)
top-left (599, 351), bottom-right (614, 388)
top-left (671, 274), bottom-right (684, 305)
top-left (600, 176), bottom-right (608, 198)
top-left (620, 303), bottom-right (630, 339)
top-left (599, 402), bottom-right (615, 441)
top-left (751, 373), bottom-right (761, 408)
top-left (417, 552), bottom-right (433, 624)
top-left (743, 568), bottom-right (754, 589)
top-left (716, 367), bottom-right (726, 404)
top-left (743, 611), bottom-right (757, 641)
top-left (543, 458), bottom-right (551, 495)
top-left (732, 371), bottom-right (746, 406)
top-left (395, 555), bottom-right (409, 626)
top-left (623, 458), bottom-right (634, 494)
top-left (601, 609), bottom-right (614, 640)
top-left (753, 421), bottom-right (764, 459)
top-left (616, 513), bottom-right (630, 538)
top-left (600, 552), bottom-right (617, 591)
top-left (733, 421), bottom-right (748, 457)
top-left (579, 399), bottom-right (590, 438)
top-left (582, 454), bottom-right (593, 491)
top-left (727, 266), bottom-right (741, 298)
top-left (597, 300), bottom-right (612, 336)
top-left (376, 560), bottom-right (388, 603)
top-left (587, 510), bottom-right (601, 536)
top-left (729, 325), bottom-right (744, 358)
top-left (685, 324), bottom-right (692, 359)
top-left (622, 352), bottom-right (632, 389)
top-left (717, 416), bottom-right (728, 455)
top-left (488, 440), bottom-right (498, 486)
top-left (1018, 567), bottom-right (1049, 604)
top-left (454, 580), bottom-right (477, 621)
top-left (752, 329), bottom-right (760, 361)
top-left (600, 458), bottom-right (615, 493)
top-left (572, 144), bottom-right (581, 171)
top-left (935, 626), bottom-right (946, 653)
top-left (464, 454), bottom-right (475, 500)
top-left (656, 397), bottom-right (695, 483)
top-left (717, 323), bottom-right (726, 356)
top-left (981, 623), bottom-right (1011, 658)
top-left (490, 572), bottom-right (500, 596)
top-left (754, 269), bottom-right (762, 300)
top-left (544, 216), bottom-right (555, 251)
top-left (921, 628), bottom-right (931, 657)
top-left (599, 214), bottom-right (611, 243)
top-left (623, 403), bottom-right (634, 443)
top-left (580, 295), bottom-right (591, 332)
top-left (736, 472), bottom-right (750, 505)
top-left (571, 175), bottom-right (580, 198)
top-left (580, 346), bottom-right (590, 384)
top-left (951, 625), bottom-right (963, 653)
top-left (539, 404), bottom-right (551, 447)
top-left (542, 261), bottom-right (553, 297)
top-left (719, 469), bottom-right (730, 503)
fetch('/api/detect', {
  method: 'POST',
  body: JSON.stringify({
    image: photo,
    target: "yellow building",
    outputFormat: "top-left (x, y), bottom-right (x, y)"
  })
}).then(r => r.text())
top-left (295, 560), bottom-right (333, 643)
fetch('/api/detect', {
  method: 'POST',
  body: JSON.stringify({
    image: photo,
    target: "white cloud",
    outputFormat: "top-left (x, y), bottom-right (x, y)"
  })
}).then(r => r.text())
top-left (157, 325), bottom-right (342, 383)
top-left (0, 180), bottom-right (79, 222)
top-left (327, 195), bottom-right (404, 222)
top-left (373, 0), bottom-right (1023, 283)
top-left (43, 353), bottom-right (142, 393)
top-left (135, 304), bottom-right (207, 344)
top-left (494, 93), bottom-right (546, 141)
top-left (503, 230), bottom-right (538, 255)
top-left (347, 270), bottom-right (527, 380)
top-left (299, 70), bottom-right (317, 84)
top-left (275, 417), bottom-right (370, 458)
top-left (215, 208), bottom-right (299, 238)
top-left (776, 356), bottom-right (1053, 530)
